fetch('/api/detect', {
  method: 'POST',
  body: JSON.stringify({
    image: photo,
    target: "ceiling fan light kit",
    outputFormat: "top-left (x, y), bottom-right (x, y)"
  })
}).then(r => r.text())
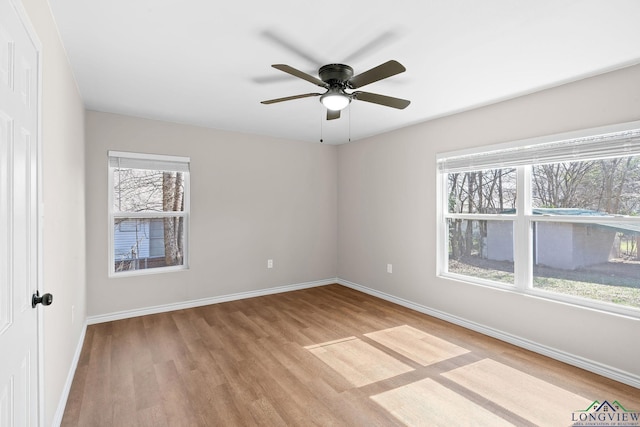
top-left (261, 60), bottom-right (410, 120)
top-left (320, 88), bottom-right (350, 111)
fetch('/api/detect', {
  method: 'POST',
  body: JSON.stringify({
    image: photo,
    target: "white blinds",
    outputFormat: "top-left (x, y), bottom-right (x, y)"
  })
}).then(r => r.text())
top-left (437, 122), bottom-right (640, 173)
top-left (108, 151), bottom-right (190, 173)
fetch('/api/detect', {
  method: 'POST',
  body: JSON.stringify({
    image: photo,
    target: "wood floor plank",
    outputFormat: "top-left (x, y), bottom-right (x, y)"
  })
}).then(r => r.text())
top-left (153, 360), bottom-right (200, 426)
top-left (62, 284), bottom-right (640, 426)
top-left (59, 364), bottom-right (87, 426)
top-left (306, 337), bottom-right (414, 387)
top-left (442, 358), bottom-right (593, 426)
top-left (248, 397), bottom-right (288, 427)
top-left (364, 324), bottom-right (470, 366)
top-left (77, 328), bottom-right (114, 426)
top-left (133, 364), bottom-right (162, 411)
top-left (109, 360), bottom-right (136, 425)
top-left (372, 377), bottom-right (516, 426)
top-left (179, 368), bottom-right (222, 422)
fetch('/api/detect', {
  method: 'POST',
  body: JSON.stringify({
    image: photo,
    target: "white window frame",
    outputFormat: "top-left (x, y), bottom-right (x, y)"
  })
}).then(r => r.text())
top-left (108, 150), bottom-right (190, 277)
top-left (437, 121), bottom-right (640, 318)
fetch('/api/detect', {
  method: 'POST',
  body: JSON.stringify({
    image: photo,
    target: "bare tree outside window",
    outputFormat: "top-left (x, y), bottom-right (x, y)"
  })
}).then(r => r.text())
top-left (531, 158), bottom-right (640, 215)
top-left (447, 168), bottom-right (516, 261)
top-left (162, 171), bottom-right (184, 267)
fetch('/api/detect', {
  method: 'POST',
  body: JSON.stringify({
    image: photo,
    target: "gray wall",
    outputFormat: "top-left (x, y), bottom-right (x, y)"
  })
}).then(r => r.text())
top-left (338, 64), bottom-right (640, 379)
top-left (85, 111), bottom-right (338, 315)
top-left (21, 0), bottom-right (87, 424)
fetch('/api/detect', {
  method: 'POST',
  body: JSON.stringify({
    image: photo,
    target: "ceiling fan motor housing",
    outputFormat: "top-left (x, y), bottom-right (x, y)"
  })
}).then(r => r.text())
top-left (319, 64), bottom-right (354, 86)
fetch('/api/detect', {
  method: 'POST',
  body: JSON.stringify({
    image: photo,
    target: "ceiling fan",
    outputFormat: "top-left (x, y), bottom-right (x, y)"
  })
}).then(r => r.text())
top-left (260, 60), bottom-right (410, 120)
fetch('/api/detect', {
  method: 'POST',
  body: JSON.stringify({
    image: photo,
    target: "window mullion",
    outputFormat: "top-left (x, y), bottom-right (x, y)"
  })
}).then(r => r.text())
top-left (444, 213), bottom-right (517, 221)
top-left (112, 211), bottom-right (185, 219)
top-left (514, 166), bottom-right (532, 290)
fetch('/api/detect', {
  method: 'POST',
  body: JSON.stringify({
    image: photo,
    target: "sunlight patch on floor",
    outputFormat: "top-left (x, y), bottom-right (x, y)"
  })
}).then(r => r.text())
top-left (371, 378), bottom-right (515, 427)
top-left (365, 325), bottom-right (470, 366)
top-left (442, 358), bottom-right (591, 426)
top-left (305, 328), bottom-right (592, 425)
top-left (305, 337), bottom-right (413, 387)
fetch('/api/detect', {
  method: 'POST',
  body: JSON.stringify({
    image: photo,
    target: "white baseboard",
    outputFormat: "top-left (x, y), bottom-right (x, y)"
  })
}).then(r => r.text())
top-left (87, 278), bottom-right (337, 325)
top-left (337, 278), bottom-right (640, 390)
top-left (52, 322), bottom-right (87, 427)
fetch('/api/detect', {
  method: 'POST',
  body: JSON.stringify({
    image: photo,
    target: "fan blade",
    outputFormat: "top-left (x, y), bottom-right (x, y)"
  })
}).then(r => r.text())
top-left (352, 91), bottom-right (410, 109)
top-left (348, 60), bottom-right (406, 89)
top-left (327, 109), bottom-right (340, 120)
top-left (272, 64), bottom-right (328, 88)
top-left (342, 31), bottom-right (398, 64)
top-left (262, 30), bottom-right (323, 65)
top-left (261, 93), bottom-right (321, 104)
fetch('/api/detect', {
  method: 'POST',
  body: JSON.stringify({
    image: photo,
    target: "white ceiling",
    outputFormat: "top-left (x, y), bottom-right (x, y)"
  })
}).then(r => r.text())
top-left (48, 0), bottom-right (640, 144)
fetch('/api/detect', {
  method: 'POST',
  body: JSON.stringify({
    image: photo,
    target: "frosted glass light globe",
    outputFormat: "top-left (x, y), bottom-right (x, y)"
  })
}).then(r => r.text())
top-left (320, 90), bottom-right (350, 111)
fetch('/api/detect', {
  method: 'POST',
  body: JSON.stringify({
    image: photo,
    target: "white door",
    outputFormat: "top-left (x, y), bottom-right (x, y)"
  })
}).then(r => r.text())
top-left (0, 0), bottom-right (41, 426)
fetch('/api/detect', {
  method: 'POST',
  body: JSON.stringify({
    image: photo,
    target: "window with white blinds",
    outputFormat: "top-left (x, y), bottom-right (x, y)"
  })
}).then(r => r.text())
top-left (108, 151), bottom-right (190, 276)
top-left (437, 121), bottom-right (640, 318)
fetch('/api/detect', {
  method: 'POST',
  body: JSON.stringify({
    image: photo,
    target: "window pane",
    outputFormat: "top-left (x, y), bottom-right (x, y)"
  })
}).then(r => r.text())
top-left (113, 168), bottom-right (185, 213)
top-left (114, 217), bottom-right (185, 272)
top-left (532, 221), bottom-right (640, 309)
top-left (447, 219), bottom-right (514, 284)
top-left (531, 155), bottom-right (640, 215)
top-left (447, 168), bottom-right (517, 214)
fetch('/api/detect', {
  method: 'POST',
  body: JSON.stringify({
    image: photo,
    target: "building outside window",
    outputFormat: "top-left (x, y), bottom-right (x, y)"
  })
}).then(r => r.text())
top-left (437, 121), bottom-right (640, 317)
top-left (108, 151), bottom-right (190, 276)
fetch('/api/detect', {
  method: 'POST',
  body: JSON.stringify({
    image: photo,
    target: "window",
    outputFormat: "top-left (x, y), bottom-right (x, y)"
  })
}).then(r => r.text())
top-left (437, 121), bottom-right (640, 317)
top-left (108, 151), bottom-right (190, 276)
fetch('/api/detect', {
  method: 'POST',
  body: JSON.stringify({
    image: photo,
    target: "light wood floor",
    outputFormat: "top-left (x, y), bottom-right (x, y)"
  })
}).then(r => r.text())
top-left (62, 284), bottom-right (639, 426)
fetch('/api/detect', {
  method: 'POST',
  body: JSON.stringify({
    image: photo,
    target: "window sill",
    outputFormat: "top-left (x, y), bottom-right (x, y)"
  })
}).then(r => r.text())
top-left (109, 264), bottom-right (189, 279)
top-left (437, 272), bottom-right (640, 320)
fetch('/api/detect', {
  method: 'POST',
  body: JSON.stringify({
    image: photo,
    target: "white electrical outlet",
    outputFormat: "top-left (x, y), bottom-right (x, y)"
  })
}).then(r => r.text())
top-left (267, 259), bottom-right (273, 269)
top-left (387, 264), bottom-right (393, 273)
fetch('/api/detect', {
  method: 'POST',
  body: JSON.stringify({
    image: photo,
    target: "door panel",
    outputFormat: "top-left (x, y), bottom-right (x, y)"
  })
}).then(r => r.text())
top-left (0, 0), bottom-right (40, 425)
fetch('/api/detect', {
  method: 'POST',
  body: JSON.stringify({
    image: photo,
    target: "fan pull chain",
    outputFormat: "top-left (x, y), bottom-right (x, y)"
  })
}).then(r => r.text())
top-left (348, 104), bottom-right (351, 142)
top-left (320, 107), bottom-right (324, 143)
